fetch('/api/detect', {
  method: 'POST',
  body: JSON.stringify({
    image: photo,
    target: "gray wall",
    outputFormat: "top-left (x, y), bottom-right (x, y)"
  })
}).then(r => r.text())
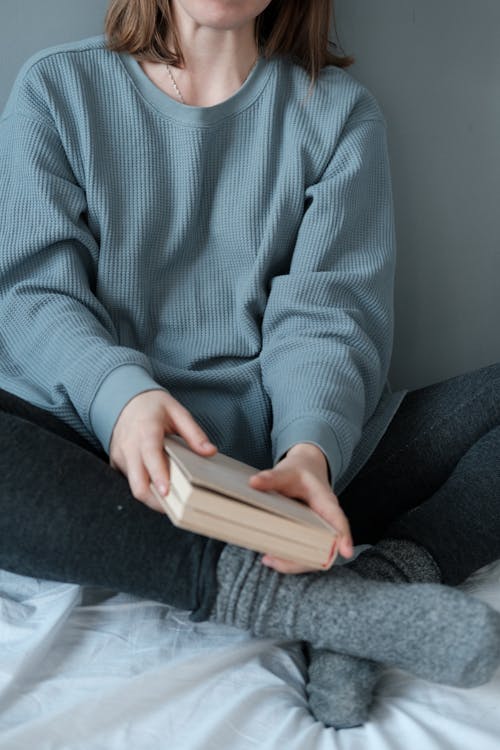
top-left (1, 1), bottom-right (499, 391)
top-left (335, 0), bottom-right (500, 389)
top-left (0, 0), bottom-right (106, 100)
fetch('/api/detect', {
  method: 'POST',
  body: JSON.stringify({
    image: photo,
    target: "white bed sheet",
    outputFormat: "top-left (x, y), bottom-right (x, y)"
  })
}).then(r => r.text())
top-left (1, 558), bottom-right (499, 750)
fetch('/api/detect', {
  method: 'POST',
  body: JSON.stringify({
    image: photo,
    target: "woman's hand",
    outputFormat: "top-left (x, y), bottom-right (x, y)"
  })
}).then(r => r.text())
top-left (249, 443), bottom-right (353, 574)
top-left (109, 390), bottom-right (217, 512)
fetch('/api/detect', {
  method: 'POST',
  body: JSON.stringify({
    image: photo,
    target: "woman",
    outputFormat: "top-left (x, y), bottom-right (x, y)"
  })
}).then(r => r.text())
top-left (1, 0), bottom-right (499, 730)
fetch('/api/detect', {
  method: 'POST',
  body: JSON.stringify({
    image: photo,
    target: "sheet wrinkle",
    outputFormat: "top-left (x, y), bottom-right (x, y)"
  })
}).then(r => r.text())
top-left (0, 561), bottom-right (499, 750)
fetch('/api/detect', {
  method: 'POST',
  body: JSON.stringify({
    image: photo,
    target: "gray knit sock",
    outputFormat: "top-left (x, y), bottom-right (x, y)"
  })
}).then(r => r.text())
top-left (306, 538), bottom-right (442, 728)
top-left (348, 538), bottom-right (442, 585)
top-left (209, 543), bottom-right (500, 688)
top-left (305, 647), bottom-right (380, 728)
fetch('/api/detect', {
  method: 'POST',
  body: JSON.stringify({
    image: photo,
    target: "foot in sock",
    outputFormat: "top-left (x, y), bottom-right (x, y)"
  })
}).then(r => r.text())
top-left (209, 543), bottom-right (500, 688)
top-left (305, 647), bottom-right (380, 728)
top-left (306, 538), bottom-right (442, 728)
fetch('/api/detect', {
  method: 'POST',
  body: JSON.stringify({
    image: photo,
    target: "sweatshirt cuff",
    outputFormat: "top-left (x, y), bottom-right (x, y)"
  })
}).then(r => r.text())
top-left (89, 364), bottom-right (168, 454)
top-left (273, 417), bottom-right (344, 489)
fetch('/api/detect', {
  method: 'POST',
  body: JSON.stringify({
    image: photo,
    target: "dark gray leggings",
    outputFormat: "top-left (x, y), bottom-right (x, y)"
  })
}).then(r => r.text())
top-left (340, 361), bottom-right (500, 585)
top-left (0, 361), bottom-right (499, 621)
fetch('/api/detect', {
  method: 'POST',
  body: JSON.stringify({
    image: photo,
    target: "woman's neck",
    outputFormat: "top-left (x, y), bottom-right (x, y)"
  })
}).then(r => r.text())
top-left (157, 1), bottom-right (260, 106)
top-left (139, 49), bottom-right (259, 108)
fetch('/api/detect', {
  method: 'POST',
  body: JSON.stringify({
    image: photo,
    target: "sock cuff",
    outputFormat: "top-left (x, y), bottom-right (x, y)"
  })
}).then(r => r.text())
top-left (208, 543), bottom-right (260, 625)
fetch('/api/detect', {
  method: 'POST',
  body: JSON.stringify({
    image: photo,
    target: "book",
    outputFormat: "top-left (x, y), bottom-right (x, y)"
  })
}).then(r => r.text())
top-left (149, 435), bottom-right (339, 570)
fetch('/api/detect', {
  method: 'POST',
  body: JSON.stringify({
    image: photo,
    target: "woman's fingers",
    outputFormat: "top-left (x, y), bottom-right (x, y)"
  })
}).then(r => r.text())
top-left (138, 397), bottom-right (217, 507)
top-left (168, 398), bottom-right (217, 456)
top-left (109, 390), bottom-right (218, 513)
top-left (127, 456), bottom-right (166, 512)
top-left (250, 463), bottom-right (354, 567)
top-left (311, 496), bottom-right (353, 558)
top-left (141, 435), bottom-right (171, 497)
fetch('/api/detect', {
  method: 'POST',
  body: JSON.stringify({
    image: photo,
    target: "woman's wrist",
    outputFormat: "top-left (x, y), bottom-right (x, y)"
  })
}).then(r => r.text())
top-left (285, 442), bottom-right (331, 481)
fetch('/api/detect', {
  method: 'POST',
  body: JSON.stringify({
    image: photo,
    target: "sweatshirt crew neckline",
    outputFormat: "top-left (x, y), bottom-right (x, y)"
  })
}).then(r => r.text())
top-left (118, 51), bottom-right (274, 126)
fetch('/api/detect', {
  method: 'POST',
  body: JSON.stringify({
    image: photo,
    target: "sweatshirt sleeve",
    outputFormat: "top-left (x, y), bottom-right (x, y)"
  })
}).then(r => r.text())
top-left (0, 111), bottom-right (166, 454)
top-left (259, 113), bottom-right (396, 488)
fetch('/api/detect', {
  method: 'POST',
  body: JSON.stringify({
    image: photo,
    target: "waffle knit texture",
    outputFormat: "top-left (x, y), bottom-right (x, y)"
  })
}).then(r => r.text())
top-left (0, 34), bottom-right (406, 491)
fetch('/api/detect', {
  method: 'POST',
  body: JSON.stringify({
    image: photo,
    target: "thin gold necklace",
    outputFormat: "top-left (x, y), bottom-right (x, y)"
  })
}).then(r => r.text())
top-left (165, 55), bottom-right (259, 105)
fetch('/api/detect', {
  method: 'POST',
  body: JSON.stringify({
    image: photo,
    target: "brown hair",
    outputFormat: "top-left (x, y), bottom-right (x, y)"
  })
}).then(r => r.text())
top-left (104, 0), bottom-right (354, 87)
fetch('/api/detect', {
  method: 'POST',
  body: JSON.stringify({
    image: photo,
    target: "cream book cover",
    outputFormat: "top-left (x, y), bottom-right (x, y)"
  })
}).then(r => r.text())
top-left (150, 435), bottom-right (338, 569)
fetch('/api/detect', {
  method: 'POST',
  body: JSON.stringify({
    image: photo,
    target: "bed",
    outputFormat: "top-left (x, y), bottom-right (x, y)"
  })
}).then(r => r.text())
top-left (1, 554), bottom-right (499, 750)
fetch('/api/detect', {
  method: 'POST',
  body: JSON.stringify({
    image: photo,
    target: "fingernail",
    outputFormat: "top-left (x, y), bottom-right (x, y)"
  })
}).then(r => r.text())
top-left (157, 482), bottom-right (168, 496)
top-left (201, 440), bottom-right (215, 450)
